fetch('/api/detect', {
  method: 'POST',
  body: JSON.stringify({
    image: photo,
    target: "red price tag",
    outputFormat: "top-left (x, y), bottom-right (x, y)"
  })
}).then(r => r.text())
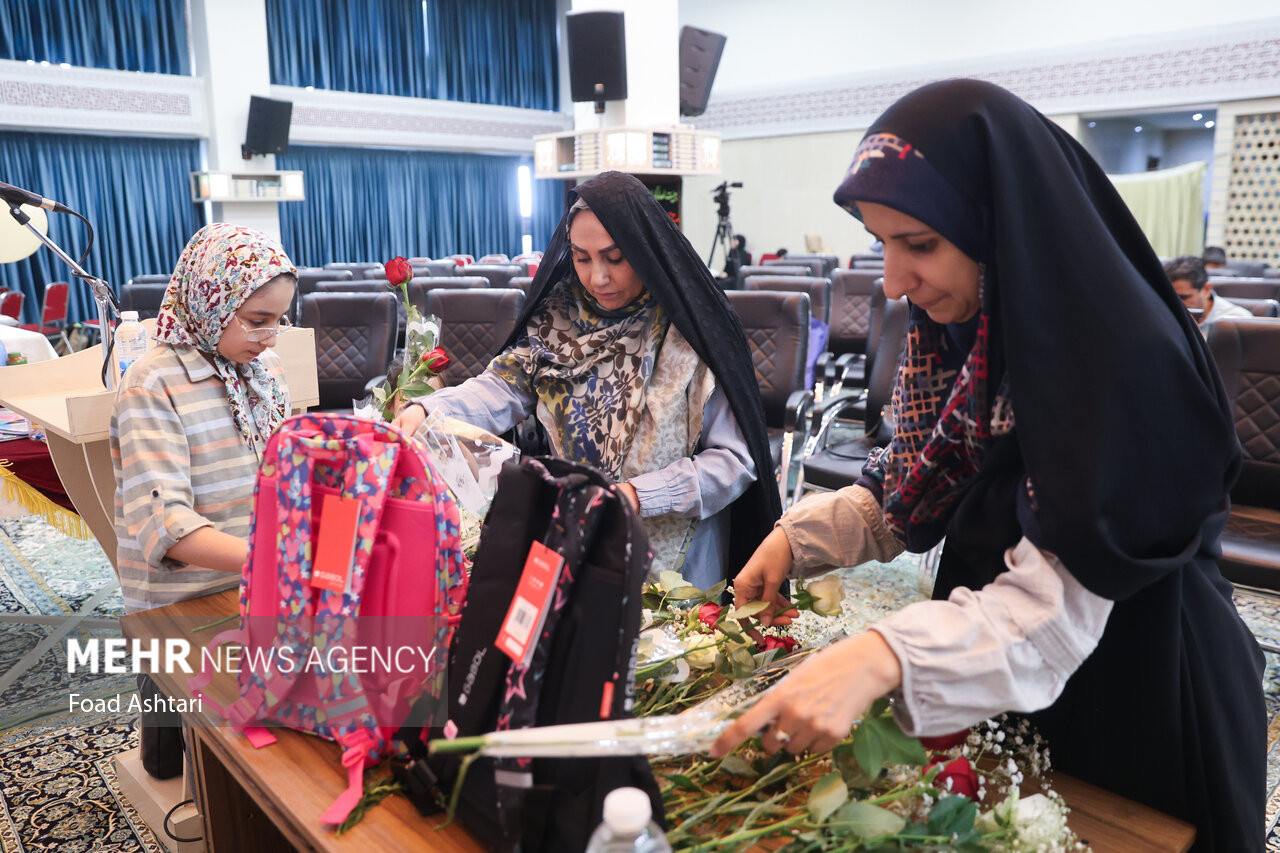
top-left (496, 541), bottom-right (565, 666)
top-left (312, 493), bottom-right (360, 593)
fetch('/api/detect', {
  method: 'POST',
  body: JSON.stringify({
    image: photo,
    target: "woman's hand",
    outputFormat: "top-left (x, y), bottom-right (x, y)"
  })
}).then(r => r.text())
top-left (616, 482), bottom-right (640, 513)
top-left (733, 527), bottom-right (799, 626)
top-left (711, 631), bottom-right (903, 757)
top-left (391, 402), bottom-right (427, 435)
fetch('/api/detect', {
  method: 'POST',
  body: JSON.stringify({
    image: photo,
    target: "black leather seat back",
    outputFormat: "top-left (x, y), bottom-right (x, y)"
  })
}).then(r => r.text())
top-left (323, 261), bottom-right (383, 277)
top-left (1209, 280), bottom-right (1280, 301)
top-left (424, 288), bottom-right (527, 387)
top-left (461, 264), bottom-right (525, 289)
top-left (297, 268), bottom-right (353, 296)
top-left (725, 290), bottom-right (810, 428)
top-left (1230, 298), bottom-right (1280, 318)
top-left (735, 264), bottom-right (809, 290)
top-left (119, 282), bottom-right (169, 320)
top-left (508, 277), bottom-right (534, 295)
top-left (744, 275), bottom-right (832, 325)
top-left (828, 270), bottom-right (881, 356)
top-left (778, 253), bottom-right (839, 277)
top-left (1208, 318), bottom-right (1280, 508)
top-left (299, 292), bottom-right (397, 409)
top-left (763, 257), bottom-right (823, 278)
top-left (863, 296), bottom-right (910, 438)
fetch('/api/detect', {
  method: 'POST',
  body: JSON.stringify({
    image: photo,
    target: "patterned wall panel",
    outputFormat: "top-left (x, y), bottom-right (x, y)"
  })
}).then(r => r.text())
top-left (1227, 113), bottom-right (1280, 267)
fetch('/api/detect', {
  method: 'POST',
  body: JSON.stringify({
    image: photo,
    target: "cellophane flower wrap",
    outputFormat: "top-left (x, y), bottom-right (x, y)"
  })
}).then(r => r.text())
top-left (431, 571), bottom-right (1089, 851)
top-left (372, 256), bottom-right (450, 421)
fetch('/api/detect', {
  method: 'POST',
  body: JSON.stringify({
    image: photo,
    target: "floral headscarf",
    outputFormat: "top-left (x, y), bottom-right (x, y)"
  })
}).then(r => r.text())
top-left (154, 223), bottom-right (296, 443)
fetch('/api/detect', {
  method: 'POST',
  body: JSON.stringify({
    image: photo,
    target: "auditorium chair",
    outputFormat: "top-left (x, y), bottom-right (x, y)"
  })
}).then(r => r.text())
top-left (423, 288), bottom-right (526, 387)
top-left (462, 263), bottom-right (525, 289)
top-left (18, 281), bottom-right (71, 350)
top-left (1222, 260), bottom-right (1269, 278)
top-left (734, 264), bottom-right (809, 291)
top-left (763, 257), bottom-right (824, 279)
top-left (512, 253), bottom-right (542, 277)
top-left (815, 270), bottom-right (882, 396)
top-left (323, 261), bottom-right (383, 277)
top-left (1229, 298), bottom-right (1280, 318)
top-left (119, 281), bottom-right (169, 321)
top-left (1206, 318), bottom-right (1280, 594)
top-left (478, 254), bottom-right (510, 264)
top-left (1211, 280), bottom-right (1280, 302)
top-left (777, 253), bottom-right (839, 277)
top-left (724, 290), bottom-right (814, 506)
top-left (127, 274), bottom-right (173, 286)
top-left (1, 290), bottom-right (25, 321)
top-left (791, 294), bottom-right (910, 508)
top-left (507, 276), bottom-right (534, 296)
top-left (743, 275), bottom-right (832, 325)
top-left (299, 292), bottom-right (398, 412)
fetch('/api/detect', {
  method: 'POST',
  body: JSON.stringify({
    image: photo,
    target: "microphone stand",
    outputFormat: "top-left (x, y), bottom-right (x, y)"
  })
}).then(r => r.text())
top-left (6, 201), bottom-right (119, 390)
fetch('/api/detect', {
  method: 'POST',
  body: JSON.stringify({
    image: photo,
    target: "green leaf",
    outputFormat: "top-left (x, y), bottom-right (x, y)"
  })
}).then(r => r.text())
top-left (718, 619), bottom-right (743, 638)
top-left (371, 385), bottom-right (387, 403)
top-left (665, 586), bottom-right (703, 601)
top-left (869, 697), bottom-right (891, 718)
top-left (704, 580), bottom-right (727, 600)
top-left (640, 591), bottom-right (665, 610)
top-left (927, 794), bottom-right (978, 837)
top-left (717, 754), bottom-right (758, 779)
top-left (667, 773), bottom-right (702, 793)
top-left (729, 646), bottom-right (757, 680)
top-left (714, 652), bottom-right (733, 677)
top-left (805, 772), bottom-right (848, 824)
top-left (828, 801), bottom-right (907, 840)
top-left (851, 719), bottom-right (886, 779)
top-left (854, 711), bottom-right (927, 770)
top-left (399, 380), bottom-right (433, 397)
top-left (732, 601), bottom-right (771, 619)
top-left (659, 570), bottom-right (690, 591)
top-left (833, 742), bottom-right (877, 788)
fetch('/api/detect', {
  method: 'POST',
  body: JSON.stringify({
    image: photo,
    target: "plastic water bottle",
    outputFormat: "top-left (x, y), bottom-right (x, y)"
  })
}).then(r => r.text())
top-left (115, 310), bottom-right (149, 378)
top-left (585, 787), bottom-right (672, 853)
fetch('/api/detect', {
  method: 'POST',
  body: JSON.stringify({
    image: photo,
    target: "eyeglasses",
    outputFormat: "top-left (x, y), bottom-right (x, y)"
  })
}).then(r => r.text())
top-left (233, 313), bottom-right (292, 342)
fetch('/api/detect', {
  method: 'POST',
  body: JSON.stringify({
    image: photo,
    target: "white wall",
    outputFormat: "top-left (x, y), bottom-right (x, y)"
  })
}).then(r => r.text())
top-left (679, 0), bottom-right (1280, 94)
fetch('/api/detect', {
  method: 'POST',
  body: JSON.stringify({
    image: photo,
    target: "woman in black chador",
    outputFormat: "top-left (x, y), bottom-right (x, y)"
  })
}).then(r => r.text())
top-left (717, 79), bottom-right (1265, 851)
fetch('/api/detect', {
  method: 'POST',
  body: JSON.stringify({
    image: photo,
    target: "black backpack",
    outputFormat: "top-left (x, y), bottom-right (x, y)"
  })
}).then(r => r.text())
top-left (399, 457), bottom-right (664, 852)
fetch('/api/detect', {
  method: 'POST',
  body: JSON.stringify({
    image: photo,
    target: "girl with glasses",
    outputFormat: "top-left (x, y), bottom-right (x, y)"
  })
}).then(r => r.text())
top-left (110, 223), bottom-right (296, 779)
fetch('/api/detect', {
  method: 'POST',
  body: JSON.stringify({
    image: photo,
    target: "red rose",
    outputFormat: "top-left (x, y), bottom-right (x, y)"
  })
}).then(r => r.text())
top-left (384, 256), bottom-right (413, 286)
top-left (918, 729), bottom-right (971, 752)
top-left (926, 756), bottom-right (978, 800)
top-left (696, 602), bottom-right (722, 631)
top-left (419, 346), bottom-right (450, 374)
top-left (761, 635), bottom-right (799, 653)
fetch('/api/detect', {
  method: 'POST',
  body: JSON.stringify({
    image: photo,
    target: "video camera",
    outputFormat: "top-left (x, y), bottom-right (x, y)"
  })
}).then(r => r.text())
top-left (712, 181), bottom-right (742, 217)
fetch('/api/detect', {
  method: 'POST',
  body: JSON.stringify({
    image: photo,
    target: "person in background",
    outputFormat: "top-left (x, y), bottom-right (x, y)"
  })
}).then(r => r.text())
top-left (393, 171), bottom-right (778, 589)
top-left (1165, 254), bottom-right (1250, 335)
top-left (775, 247), bottom-right (789, 258)
top-left (1202, 245), bottom-right (1227, 270)
top-left (110, 223), bottom-right (296, 778)
top-left (717, 79), bottom-right (1263, 851)
top-left (721, 233), bottom-right (751, 282)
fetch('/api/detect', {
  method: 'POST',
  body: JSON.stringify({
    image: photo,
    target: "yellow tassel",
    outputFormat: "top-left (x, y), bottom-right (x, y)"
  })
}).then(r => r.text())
top-left (0, 459), bottom-right (94, 540)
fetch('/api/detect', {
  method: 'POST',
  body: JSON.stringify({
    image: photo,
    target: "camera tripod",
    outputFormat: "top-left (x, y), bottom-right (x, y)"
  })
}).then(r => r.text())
top-left (706, 181), bottom-right (742, 270)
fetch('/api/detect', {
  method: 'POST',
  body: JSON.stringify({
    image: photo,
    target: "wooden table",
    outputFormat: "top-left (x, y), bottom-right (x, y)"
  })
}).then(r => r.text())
top-left (121, 589), bottom-right (481, 853)
top-left (122, 590), bottom-right (1196, 853)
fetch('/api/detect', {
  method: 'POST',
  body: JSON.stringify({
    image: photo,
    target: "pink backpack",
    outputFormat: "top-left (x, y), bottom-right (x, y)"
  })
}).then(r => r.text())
top-left (189, 413), bottom-right (467, 825)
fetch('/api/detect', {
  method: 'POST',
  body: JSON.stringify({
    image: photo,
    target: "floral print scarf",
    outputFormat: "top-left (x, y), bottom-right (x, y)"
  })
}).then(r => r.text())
top-left (490, 278), bottom-right (665, 481)
top-left (154, 223), bottom-right (296, 443)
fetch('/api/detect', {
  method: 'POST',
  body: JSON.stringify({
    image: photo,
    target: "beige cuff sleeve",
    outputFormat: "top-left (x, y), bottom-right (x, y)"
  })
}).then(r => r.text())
top-left (778, 486), bottom-right (904, 578)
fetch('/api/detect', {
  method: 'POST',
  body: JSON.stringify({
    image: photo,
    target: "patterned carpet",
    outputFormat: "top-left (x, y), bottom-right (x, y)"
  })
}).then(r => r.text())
top-left (1, 516), bottom-right (1280, 850)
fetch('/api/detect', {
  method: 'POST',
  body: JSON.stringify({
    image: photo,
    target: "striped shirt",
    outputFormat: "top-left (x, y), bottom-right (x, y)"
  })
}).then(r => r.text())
top-left (110, 344), bottom-right (287, 612)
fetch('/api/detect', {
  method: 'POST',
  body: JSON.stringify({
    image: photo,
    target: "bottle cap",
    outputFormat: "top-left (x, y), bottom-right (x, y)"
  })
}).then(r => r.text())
top-left (120, 310), bottom-right (140, 322)
top-left (602, 787), bottom-right (651, 834)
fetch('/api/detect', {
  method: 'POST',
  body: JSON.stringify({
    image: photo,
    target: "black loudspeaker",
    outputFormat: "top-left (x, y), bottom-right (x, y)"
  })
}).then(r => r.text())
top-left (567, 11), bottom-right (627, 108)
top-left (242, 95), bottom-right (292, 159)
top-left (679, 26), bottom-right (726, 117)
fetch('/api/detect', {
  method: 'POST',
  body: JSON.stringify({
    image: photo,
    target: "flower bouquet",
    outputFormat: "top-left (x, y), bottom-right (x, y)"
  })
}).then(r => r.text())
top-left (432, 572), bottom-right (1087, 851)
top-left (371, 256), bottom-right (451, 421)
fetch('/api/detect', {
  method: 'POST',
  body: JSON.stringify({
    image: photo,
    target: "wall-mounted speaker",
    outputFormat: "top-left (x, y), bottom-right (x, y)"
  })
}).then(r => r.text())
top-left (567, 11), bottom-right (627, 108)
top-left (242, 95), bottom-right (292, 159)
top-left (679, 26), bottom-right (726, 117)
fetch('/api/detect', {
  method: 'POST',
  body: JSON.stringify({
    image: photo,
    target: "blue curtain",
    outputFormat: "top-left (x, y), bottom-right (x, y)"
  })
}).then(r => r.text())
top-left (267, 0), bottom-right (558, 110)
top-left (530, 176), bottom-right (567, 253)
top-left (266, 0), bottom-right (429, 98)
top-left (0, 131), bottom-right (203, 324)
top-left (424, 0), bottom-right (559, 111)
top-left (0, 0), bottom-right (189, 75)
top-left (277, 145), bottom-right (523, 266)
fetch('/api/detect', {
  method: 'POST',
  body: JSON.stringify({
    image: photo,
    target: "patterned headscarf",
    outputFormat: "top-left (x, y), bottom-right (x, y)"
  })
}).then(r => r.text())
top-left (154, 223), bottom-right (296, 443)
top-left (835, 132), bottom-right (1012, 552)
top-left (489, 277), bottom-right (666, 480)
